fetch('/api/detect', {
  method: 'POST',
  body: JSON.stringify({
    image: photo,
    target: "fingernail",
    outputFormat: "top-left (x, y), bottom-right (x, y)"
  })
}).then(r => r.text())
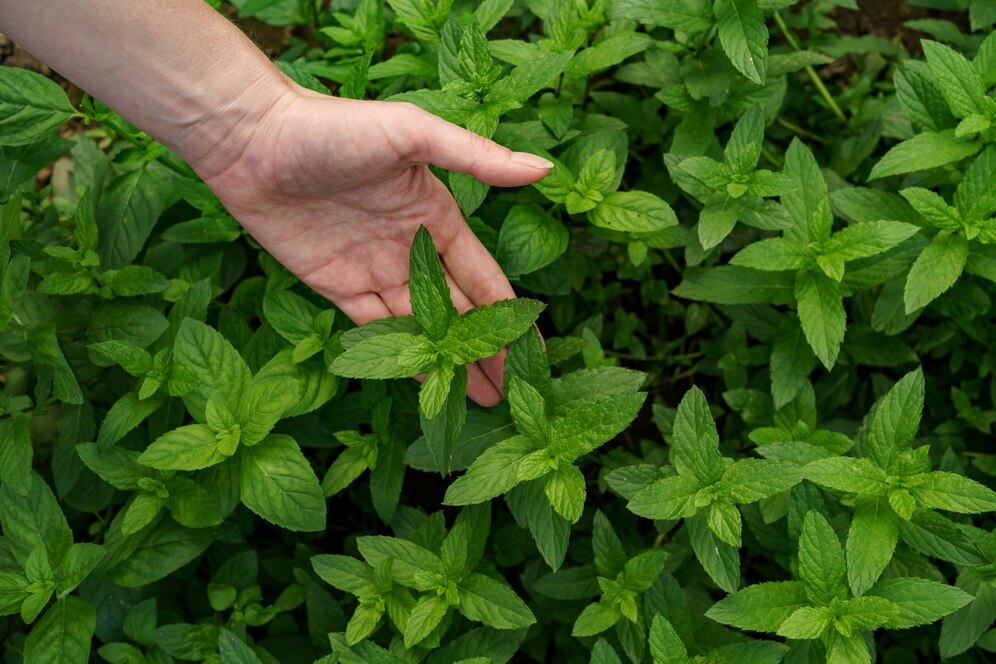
top-left (511, 152), bottom-right (554, 169)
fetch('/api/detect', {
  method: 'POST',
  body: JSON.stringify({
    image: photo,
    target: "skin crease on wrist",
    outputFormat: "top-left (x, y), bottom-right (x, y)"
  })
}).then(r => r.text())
top-left (0, 0), bottom-right (554, 406)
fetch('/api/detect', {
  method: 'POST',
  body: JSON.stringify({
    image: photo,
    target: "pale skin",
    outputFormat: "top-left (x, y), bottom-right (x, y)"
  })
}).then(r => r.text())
top-left (0, 0), bottom-right (553, 405)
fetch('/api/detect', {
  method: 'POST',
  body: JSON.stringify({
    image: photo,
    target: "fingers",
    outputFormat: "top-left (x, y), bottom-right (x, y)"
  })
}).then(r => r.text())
top-left (335, 293), bottom-right (393, 326)
top-left (400, 103), bottom-right (554, 187)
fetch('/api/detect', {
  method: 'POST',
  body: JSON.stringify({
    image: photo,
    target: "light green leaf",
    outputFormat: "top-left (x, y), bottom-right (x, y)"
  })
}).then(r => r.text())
top-left (572, 600), bottom-right (620, 637)
top-left (705, 581), bottom-right (807, 632)
top-left (138, 424), bottom-right (230, 471)
top-left (239, 435), bottom-right (326, 532)
top-left (847, 495), bottom-right (899, 596)
top-left (723, 459), bottom-right (804, 503)
top-left (442, 299), bottom-right (545, 364)
top-left (688, 512), bottom-right (739, 593)
top-left (331, 332), bottom-right (433, 379)
top-left (730, 237), bottom-right (810, 271)
top-left (404, 594), bottom-right (448, 648)
top-left (904, 230), bottom-right (968, 313)
top-left (869, 130), bottom-right (981, 180)
top-left (458, 572), bottom-right (536, 629)
top-left (798, 511), bottom-right (846, 606)
top-left (776, 606), bottom-right (830, 640)
top-left (795, 270), bottom-right (845, 370)
top-left (174, 318), bottom-right (251, 421)
top-left (627, 474), bottom-right (703, 520)
top-left (410, 225), bottom-right (457, 340)
top-left (544, 464), bottom-right (586, 523)
top-left (588, 191), bottom-right (678, 233)
top-left (804, 457), bottom-right (888, 495)
top-left (911, 471), bottom-right (996, 514)
top-left (444, 435), bottom-right (543, 505)
top-left (922, 40), bottom-right (989, 118)
top-left (671, 387), bottom-right (725, 484)
top-left (866, 368), bottom-right (924, 471)
top-left (219, 629), bottom-right (263, 664)
top-left (870, 577), bottom-right (973, 629)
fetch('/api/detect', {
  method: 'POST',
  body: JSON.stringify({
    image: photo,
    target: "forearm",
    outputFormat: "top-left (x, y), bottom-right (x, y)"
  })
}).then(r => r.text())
top-left (0, 0), bottom-right (294, 176)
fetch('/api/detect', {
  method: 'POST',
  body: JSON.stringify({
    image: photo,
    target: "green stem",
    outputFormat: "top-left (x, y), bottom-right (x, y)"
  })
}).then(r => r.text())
top-left (773, 12), bottom-right (847, 124)
top-left (775, 117), bottom-right (830, 144)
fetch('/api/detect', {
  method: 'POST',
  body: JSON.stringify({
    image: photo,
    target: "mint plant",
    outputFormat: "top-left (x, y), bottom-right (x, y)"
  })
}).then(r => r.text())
top-left (2, 1), bottom-right (996, 662)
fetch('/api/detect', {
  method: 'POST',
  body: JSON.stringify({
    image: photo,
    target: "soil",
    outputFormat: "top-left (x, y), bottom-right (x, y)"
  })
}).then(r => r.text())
top-left (830, 0), bottom-right (972, 52)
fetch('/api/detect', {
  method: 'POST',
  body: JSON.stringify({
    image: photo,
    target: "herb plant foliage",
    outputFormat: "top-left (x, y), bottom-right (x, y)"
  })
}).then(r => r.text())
top-left (1, 1), bottom-right (996, 663)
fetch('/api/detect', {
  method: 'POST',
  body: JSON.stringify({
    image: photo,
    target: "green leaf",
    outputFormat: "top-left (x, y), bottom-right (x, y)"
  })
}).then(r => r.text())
top-left (794, 270), bottom-right (845, 370)
top-left (911, 471), bottom-right (996, 513)
top-left (22, 597), bottom-right (96, 664)
top-left (356, 536), bottom-right (444, 590)
top-left (442, 299), bottom-right (545, 365)
top-left (901, 187), bottom-right (963, 231)
top-left (610, 0), bottom-right (713, 33)
top-left (867, 369), bottom-right (923, 471)
top-left (725, 105), bottom-right (764, 175)
top-left (698, 197), bottom-right (739, 250)
top-left (671, 387), bottom-right (725, 484)
top-left (497, 204), bottom-right (569, 277)
top-left (55, 543), bottom-right (104, 597)
top-left (410, 226), bottom-right (457, 340)
top-left (544, 464), bottom-right (586, 523)
top-left (219, 629), bottom-right (263, 664)
top-left (458, 572), bottom-right (536, 629)
top-left (263, 289), bottom-right (322, 345)
top-left (869, 130), bottom-right (981, 180)
top-left (551, 391), bottom-right (647, 459)
top-left (939, 582), bottom-right (996, 658)
top-left (782, 139), bottom-right (831, 244)
top-left (508, 377), bottom-right (551, 445)
top-left (688, 513), bottom-right (739, 593)
top-left (648, 614), bottom-right (689, 664)
top-left (723, 459), bottom-right (804, 503)
top-left (714, 0), bottom-right (768, 85)
top-left (870, 577), bottom-right (973, 628)
top-left (674, 266), bottom-right (796, 305)
top-left (904, 230), bottom-right (968, 313)
top-left (622, 549), bottom-right (668, 593)
top-left (0, 67), bottom-right (76, 146)
top-left (444, 435), bottom-right (542, 505)
top-left (804, 457), bottom-right (888, 495)
top-left (847, 495), bottom-right (899, 596)
top-left (730, 237), bottom-right (810, 271)
top-left (572, 600), bottom-right (620, 637)
top-left (420, 363), bottom-right (468, 475)
top-left (312, 555), bottom-right (378, 596)
top-left (505, 479), bottom-right (570, 571)
top-left (770, 322), bottom-right (817, 408)
top-left (776, 606), bottom-right (830, 640)
top-left (0, 413), bottom-right (32, 495)
top-left (420, 358), bottom-right (455, 419)
top-left (487, 52), bottom-right (572, 104)
top-left (828, 221), bottom-right (922, 261)
top-left (588, 191), bottom-right (678, 233)
top-left (173, 318), bottom-right (251, 422)
top-left (566, 33), bottom-right (653, 78)
top-left (922, 40), bottom-right (989, 118)
top-left (96, 166), bottom-right (167, 269)
top-left (627, 474), bottom-right (703, 520)
top-left (404, 594), bottom-right (448, 648)
top-left (331, 332), bottom-right (433, 379)
top-left (236, 378), bottom-right (295, 446)
top-left (138, 424), bottom-right (230, 471)
top-left (798, 511), bottom-right (846, 606)
top-left (705, 581), bottom-right (808, 632)
top-left (0, 473), bottom-right (73, 569)
top-left (592, 511), bottom-right (627, 579)
top-left (239, 435), bottom-right (326, 532)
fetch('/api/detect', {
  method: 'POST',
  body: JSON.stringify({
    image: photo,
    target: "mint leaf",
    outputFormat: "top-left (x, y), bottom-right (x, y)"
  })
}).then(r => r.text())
top-left (442, 299), bottom-right (545, 364)
top-left (404, 594), bottom-right (448, 648)
top-left (239, 435), bottom-right (326, 532)
top-left (869, 130), bottom-right (981, 180)
top-left (714, 0), bottom-right (768, 85)
top-left (671, 387), bottom-right (724, 484)
top-left (911, 471), bottom-right (996, 513)
top-left (798, 511), bottom-right (846, 606)
top-left (138, 424), bottom-right (230, 471)
top-left (331, 332), bottom-right (433, 378)
top-left (420, 363), bottom-right (468, 475)
top-left (22, 597), bottom-right (96, 664)
top-left (627, 474), bottom-right (703, 520)
top-left (588, 191), bottom-right (678, 233)
top-left (804, 457), bottom-right (888, 495)
top-left (870, 577), bottom-right (973, 628)
top-left (795, 270), bottom-right (845, 370)
top-left (458, 572), bottom-right (536, 629)
top-left (0, 67), bottom-right (77, 146)
top-left (847, 495), bottom-right (900, 596)
top-left (922, 40), bottom-right (989, 118)
top-left (705, 581), bottom-right (808, 632)
top-left (174, 318), bottom-right (251, 422)
top-left (904, 230), bottom-right (968, 313)
top-left (544, 464), bottom-right (586, 523)
top-left (867, 368), bottom-right (924, 471)
top-left (410, 226), bottom-right (457, 340)
top-left (444, 435), bottom-right (540, 505)
top-left (497, 204), bottom-right (569, 277)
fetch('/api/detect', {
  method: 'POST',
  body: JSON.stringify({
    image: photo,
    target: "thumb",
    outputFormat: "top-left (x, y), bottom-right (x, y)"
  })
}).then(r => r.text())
top-left (399, 102), bottom-right (554, 187)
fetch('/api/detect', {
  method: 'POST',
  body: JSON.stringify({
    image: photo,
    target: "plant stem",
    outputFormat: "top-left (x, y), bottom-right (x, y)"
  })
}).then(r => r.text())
top-left (775, 117), bottom-right (830, 144)
top-left (773, 12), bottom-right (847, 124)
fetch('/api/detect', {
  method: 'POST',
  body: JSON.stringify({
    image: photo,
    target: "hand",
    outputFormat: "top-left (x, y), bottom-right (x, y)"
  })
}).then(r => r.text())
top-left (195, 87), bottom-right (553, 406)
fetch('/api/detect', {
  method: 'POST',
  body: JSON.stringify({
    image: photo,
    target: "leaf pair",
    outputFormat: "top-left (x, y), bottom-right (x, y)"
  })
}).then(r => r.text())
top-left (332, 226), bottom-right (545, 474)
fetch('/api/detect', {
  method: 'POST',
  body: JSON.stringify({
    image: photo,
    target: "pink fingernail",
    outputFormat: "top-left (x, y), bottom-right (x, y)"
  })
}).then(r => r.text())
top-left (511, 152), bottom-right (555, 169)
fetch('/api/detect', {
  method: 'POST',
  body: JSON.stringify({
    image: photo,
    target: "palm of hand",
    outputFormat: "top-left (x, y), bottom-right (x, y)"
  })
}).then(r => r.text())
top-left (200, 93), bottom-right (548, 404)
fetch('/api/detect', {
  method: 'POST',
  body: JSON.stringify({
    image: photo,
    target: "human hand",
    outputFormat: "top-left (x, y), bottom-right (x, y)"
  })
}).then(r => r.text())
top-left (194, 87), bottom-right (553, 406)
